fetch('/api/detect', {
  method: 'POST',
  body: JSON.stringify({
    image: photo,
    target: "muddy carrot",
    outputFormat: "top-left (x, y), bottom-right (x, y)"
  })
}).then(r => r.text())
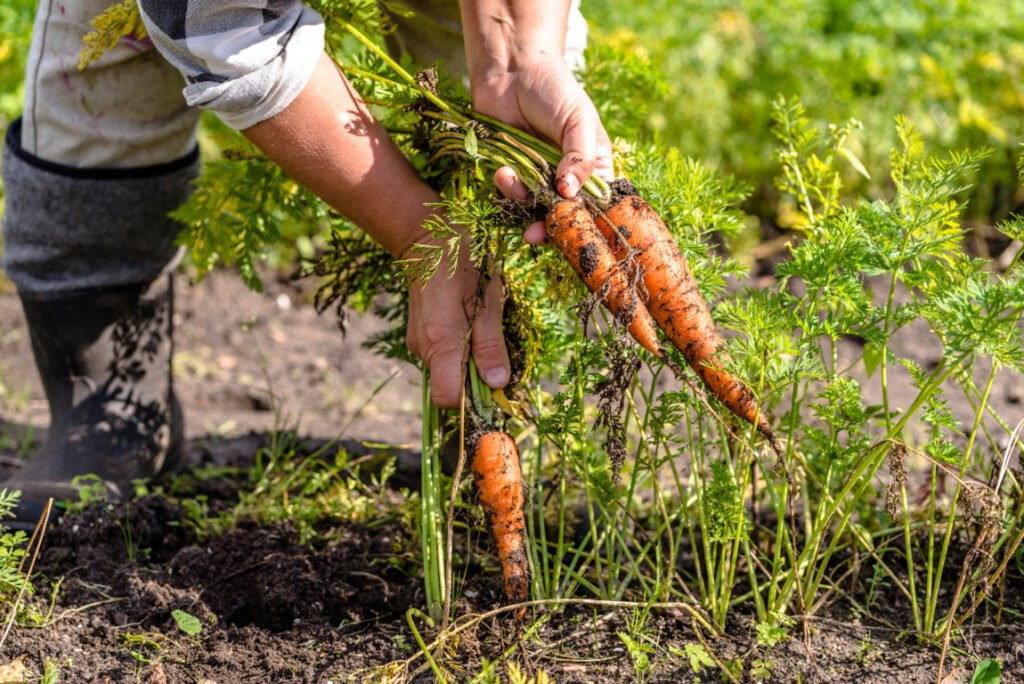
top-left (471, 431), bottom-right (528, 613)
top-left (594, 186), bottom-right (776, 444)
top-left (546, 197), bottom-right (664, 357)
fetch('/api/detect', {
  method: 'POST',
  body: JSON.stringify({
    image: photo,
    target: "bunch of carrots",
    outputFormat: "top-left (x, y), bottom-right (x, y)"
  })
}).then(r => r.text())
top-left (469, 180), bottom-right (779, 613)
top-left (338, 22), bottom-right (777, 615)
top-left (552, 183), bottom-right (779, 450)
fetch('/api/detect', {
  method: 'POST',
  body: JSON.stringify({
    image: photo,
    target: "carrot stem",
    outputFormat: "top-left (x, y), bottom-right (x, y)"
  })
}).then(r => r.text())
top-left (337, 20), bottom-right (610, 200)
top-left (339, 20), bottom-right (462, 120)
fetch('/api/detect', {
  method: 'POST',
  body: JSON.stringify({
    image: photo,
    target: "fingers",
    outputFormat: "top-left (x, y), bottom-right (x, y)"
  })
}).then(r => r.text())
top-left (407, 259), bottom-right (510, 409)
top-left (593, 126), bottom-right (615, 181)
top-left (407, 295), bottom-right (470, 409)
top-left (494, 166), bottom-right (529, 201)
top-left (495, 166), bottom-right (547, 245)
top-left (555, 101), bottom-right (613, 199)
top-left (426, 348), bottom-right (465, 409)
top-left (471, 275), bottom-right (511, 390)
top-left (523, 221), bottom-right (547, 244)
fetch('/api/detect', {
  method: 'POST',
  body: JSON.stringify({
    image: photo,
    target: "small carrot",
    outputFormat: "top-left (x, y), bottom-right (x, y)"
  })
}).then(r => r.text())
top-left (471, 431), bottom-right (528, 612)
top-left (594, 187), bottom-right (776, 444)
top-left (545, 197), bottom-right (664, 357)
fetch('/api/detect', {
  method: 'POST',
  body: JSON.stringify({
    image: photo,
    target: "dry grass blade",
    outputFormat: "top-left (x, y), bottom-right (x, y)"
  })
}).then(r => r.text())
top-left (943, 417), bottom-right (1024, 635)
top-left (936, 420), bottom-right (1024, 682)
top-left (394, 597), bottom-right (715, 682)
top-left (692, 618), bottom-right (740, 684)
top-left (993, 417), bottom-right (1024, 493)
top-left (0, 497), bottom-right (53, 651)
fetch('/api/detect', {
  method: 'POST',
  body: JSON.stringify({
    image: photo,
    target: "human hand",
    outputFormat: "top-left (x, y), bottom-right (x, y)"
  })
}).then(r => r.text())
top-left (473, 56), bottom-right (614, 243)
top-left (236, 51), bottom-right (508, 408)
top-left (405, 234), bottom-right (510, 409)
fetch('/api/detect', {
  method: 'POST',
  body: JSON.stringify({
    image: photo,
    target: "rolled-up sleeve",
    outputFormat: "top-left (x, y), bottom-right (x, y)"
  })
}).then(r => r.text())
top-left (137, 0), bottom-right (325, 130)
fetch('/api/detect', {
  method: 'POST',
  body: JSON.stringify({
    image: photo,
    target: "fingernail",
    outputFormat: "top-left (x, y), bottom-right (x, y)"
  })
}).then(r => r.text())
top-left (482, 367), bottom-right (509, 388)
top-left (561, 174), bottom-right (581, 197)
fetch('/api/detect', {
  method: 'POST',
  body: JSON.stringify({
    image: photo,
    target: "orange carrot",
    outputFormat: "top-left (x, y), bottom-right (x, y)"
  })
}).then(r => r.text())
top-left (545, 197), bottom-right (663, 357)
top-left (594, 189), bottom-right (775, 443)
top-left (471, 431), bottom-right (528, 611)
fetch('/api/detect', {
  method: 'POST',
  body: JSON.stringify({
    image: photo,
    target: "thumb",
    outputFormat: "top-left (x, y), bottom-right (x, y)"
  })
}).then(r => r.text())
top-left (555, 104), bottom-right (599, 199)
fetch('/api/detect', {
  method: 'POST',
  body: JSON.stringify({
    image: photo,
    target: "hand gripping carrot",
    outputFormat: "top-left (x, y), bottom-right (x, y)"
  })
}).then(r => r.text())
top-left (593, 184), bottom-right (776, 445)
top-left (545, 197), bottom-right (664, 357)
top-left (471, 431), bottom-right (528, 613)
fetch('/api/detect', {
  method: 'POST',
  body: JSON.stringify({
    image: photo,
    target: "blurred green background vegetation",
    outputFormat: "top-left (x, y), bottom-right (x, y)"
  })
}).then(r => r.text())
top-left (586, 0), bottom-right (1024, 228)
top-left (0, 0), bottom-right (32, 128)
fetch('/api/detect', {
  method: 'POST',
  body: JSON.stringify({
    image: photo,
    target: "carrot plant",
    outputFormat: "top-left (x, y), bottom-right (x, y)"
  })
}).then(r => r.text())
top-left (157, 0), bottom-right (1024, 673)
top-left (418, 375), bottom-right (447, 624)
top-left (737, 99), bottom-right (1024, 636)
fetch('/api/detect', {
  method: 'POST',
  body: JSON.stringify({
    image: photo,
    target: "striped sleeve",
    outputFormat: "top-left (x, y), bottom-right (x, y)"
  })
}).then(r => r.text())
top-left (137, 0), bottom-right (325, 130)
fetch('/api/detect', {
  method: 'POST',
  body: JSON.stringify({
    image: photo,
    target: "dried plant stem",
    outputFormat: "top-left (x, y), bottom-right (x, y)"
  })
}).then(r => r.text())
top-left (397, 597), bottom-right (715, 682)
top-left (0, 497), bottom-right (53, 651)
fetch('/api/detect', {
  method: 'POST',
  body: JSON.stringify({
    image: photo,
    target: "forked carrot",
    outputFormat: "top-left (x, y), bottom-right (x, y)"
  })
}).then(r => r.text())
top-left (594, 187), bottom-right (776, 444)
top-left (471, 431), bottom-right (528, 613)
top-left (545, 197), bottom-right (664, 357)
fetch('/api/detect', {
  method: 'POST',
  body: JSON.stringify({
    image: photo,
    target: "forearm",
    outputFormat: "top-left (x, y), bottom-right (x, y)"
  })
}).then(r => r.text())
top-left (241, 54), bottom-right (436, 258)
top-left (459, 0), bottom-right (572, 88)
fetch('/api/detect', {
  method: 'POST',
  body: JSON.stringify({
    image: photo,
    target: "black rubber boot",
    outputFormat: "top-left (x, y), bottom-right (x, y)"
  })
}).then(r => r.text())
top-left (6, 274), bottom-right (183, 525)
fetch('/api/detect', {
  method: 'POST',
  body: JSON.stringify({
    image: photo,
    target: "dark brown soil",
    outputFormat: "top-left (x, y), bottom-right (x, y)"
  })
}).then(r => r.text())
top-left (0, 467), bottom-right (1021, 683)
top-left (19, 494), bottom-right (425, 683)
top-left (1, 270), bottom-right (1023, 682)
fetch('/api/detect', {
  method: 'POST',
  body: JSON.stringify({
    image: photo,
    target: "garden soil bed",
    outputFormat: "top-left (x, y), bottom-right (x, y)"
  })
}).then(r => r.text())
top-left (1, 270), bottom-right (1023, 682)
top-left (0, 464), bottom-right (1020, 684)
